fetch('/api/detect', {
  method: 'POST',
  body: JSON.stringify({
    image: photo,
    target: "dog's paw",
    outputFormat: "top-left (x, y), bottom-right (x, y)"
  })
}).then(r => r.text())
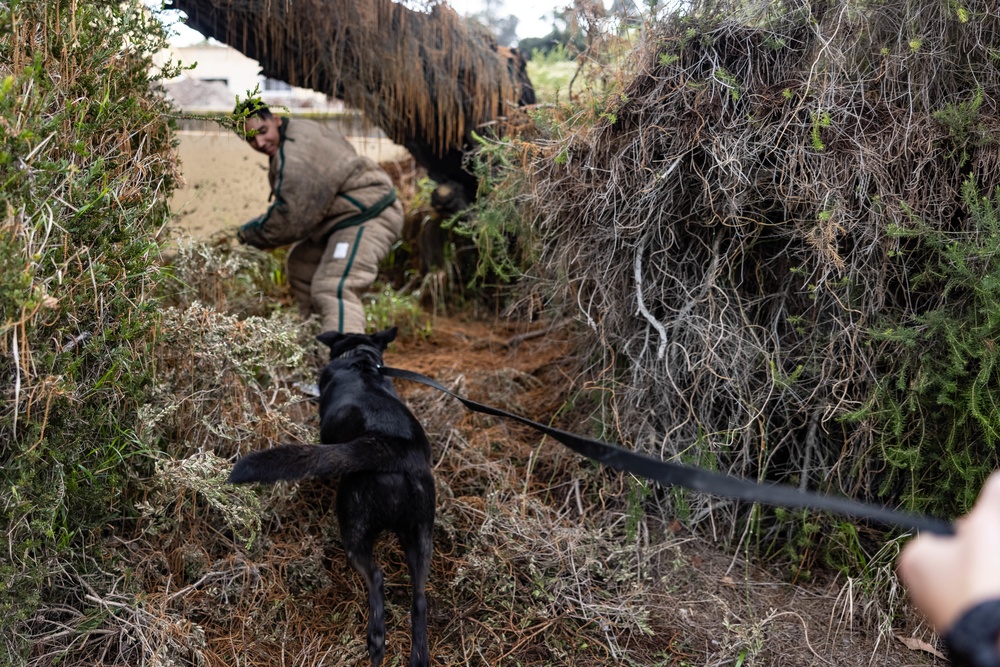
top-left (367, 630), bottom-right (385, 667)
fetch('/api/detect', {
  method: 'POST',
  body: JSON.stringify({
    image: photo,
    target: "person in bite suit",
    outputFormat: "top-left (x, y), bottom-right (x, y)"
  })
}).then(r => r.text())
top-left (235, 99), bottom-right (402, 334)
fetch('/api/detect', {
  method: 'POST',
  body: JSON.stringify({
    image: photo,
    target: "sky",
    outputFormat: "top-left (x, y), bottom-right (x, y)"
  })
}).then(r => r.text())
top-left (456, 0), bottom-right (563, 39)
top-left (164, 0), bottom-right (574, 46)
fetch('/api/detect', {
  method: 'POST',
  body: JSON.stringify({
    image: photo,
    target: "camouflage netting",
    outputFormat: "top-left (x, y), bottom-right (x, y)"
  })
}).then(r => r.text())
top-left (169, 0), bottom-right (533, 196)
top-left (521, 0), bottom-right (1000, 531)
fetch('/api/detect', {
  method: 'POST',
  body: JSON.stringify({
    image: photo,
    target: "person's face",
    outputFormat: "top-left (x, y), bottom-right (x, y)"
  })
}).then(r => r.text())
top-left (245, 115), bottom-right (281, 157)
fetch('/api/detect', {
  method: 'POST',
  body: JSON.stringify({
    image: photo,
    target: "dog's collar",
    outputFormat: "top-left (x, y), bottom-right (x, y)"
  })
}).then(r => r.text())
top-left (336, 343), bottom-right (385, 368)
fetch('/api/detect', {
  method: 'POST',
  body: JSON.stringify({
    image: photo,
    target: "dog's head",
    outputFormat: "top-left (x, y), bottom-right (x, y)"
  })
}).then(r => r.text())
top-left (316, 328), bottom-right (399, 400)
top-left (316, 327), bottom-right (398, 361)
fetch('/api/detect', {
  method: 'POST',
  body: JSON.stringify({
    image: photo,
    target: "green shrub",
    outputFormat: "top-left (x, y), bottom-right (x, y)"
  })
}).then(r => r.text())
top-left (858, 178), bottom-right (1000, 517)
top-left (445, 131), bottom-right (540, 289)
top-left (364, 282), bottom-right (431, 337)
top-left (0, 1), bottom-right (178, 659)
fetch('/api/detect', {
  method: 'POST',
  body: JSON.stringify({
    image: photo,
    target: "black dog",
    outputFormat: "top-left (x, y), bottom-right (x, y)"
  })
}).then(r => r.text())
top-left (229, 327), bottom-right (435, 667)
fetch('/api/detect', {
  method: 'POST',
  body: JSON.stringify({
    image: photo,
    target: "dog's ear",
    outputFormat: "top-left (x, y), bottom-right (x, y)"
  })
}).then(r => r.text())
top-left (317, 330), bottom-right (345, 350)
top-left (372, 327), bottom-right (398, 350)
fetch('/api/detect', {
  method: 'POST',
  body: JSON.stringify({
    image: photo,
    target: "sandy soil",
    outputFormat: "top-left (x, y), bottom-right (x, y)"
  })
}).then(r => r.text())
top-left (169, 128), bottom-right (410, 238)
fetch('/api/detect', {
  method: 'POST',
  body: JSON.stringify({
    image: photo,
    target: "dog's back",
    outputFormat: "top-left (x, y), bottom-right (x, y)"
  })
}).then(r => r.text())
top-left (228, 329), bottom-right (431, 483)
top-left (316, 350), bottom-right (429, 455)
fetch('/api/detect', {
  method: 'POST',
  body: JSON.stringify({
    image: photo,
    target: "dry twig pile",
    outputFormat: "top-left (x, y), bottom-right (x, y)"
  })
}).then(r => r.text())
top-left (522, 0), bottom-right (1000, 531)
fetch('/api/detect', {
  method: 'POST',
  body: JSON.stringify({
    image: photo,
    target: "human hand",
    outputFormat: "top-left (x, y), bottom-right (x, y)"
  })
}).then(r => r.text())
top-left (237, 218), bottom-right (266, 248)
top-left (898, 471), bottom-right (1000, 633)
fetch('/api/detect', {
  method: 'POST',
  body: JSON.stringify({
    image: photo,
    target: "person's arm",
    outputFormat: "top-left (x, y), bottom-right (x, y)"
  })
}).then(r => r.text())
top-left (238, 144), bottom-right (337, 249)
top-left (898, 471), bottom-right (1000, 662)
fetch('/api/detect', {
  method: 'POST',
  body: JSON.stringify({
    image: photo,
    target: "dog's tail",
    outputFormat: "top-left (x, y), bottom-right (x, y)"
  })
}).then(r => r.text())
top-left (228, 437), bottom-right (404, 484)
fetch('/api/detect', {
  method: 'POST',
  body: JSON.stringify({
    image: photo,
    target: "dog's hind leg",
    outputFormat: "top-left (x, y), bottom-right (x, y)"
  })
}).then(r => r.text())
top-left (344, 543), bottom-right (385, 667)
top-left (338, 520), bottom-right (385, 667)
top-left (400, 524), bottom-right (433, 667)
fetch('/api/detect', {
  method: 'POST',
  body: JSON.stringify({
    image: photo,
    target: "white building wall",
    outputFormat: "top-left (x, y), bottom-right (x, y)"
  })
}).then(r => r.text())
top-left (155, 42), bottom-right (343, 113)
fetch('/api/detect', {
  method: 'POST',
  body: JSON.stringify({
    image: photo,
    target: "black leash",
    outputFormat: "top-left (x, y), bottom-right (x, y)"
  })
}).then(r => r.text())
top-left (381, 366), bottom-right (955, 536)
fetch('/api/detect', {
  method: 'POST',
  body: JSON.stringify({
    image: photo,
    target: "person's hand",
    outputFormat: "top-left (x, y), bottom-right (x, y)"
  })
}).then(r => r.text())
top-left (237, 218), bottom-right (267, 248)
top-left (898, 471), bottom-right (1000, 633)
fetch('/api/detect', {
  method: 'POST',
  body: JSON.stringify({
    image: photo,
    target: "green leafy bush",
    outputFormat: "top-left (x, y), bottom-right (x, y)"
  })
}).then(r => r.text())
top-left (445, 131), bottom-right (541, 289)
top-left (364, 282), bottom-right (431, 337)
top-left (859, 179), bottom-right (1000, 516)
top-left (0, 1), bottom-right (178, 658)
